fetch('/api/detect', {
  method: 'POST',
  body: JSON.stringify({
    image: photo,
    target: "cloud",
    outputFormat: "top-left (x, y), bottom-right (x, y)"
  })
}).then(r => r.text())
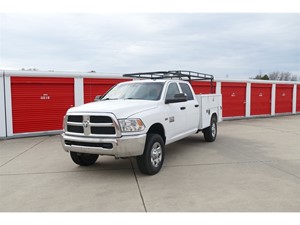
top-left (0, 13), bottom-right (299, 78)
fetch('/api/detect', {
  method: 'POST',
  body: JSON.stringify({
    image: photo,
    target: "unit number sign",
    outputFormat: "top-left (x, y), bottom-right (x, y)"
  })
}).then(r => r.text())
top-left (40, 94), bottom-right (50, 100)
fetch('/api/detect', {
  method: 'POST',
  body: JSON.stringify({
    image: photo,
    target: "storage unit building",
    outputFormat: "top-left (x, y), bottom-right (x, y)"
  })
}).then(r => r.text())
top-left (0, 70), bottom-right (299, 138)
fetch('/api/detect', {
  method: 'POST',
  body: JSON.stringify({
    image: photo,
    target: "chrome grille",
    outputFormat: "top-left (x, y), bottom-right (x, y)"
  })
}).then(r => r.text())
top-left (66, 114), bottom-right (117, 136)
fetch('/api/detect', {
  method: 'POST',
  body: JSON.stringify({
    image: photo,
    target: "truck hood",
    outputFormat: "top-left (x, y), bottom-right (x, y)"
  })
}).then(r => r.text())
top-left (67, 100), bottom-right (158, 118)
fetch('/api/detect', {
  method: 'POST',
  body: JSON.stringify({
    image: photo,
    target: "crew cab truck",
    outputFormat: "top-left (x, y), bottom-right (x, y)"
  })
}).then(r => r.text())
top-left (61, 71), bottom-right (222, 175)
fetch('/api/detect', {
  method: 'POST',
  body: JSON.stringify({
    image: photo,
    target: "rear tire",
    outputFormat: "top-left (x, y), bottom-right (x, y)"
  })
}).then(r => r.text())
top-left (203, 116), bottom-right (217, 142)
top-left (136, 133), bottom-right (165, 175)
top-left (70, 152), bottom-right (99, 166)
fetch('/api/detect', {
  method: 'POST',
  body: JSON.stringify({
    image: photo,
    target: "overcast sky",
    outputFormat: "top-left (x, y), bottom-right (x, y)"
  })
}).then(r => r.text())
top-left (0, 13), bottom-right (299, 78)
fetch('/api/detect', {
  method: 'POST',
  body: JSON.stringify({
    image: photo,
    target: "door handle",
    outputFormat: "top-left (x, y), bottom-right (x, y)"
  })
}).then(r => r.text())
top-left (180, 107), bottom-right (186, 110)
top-left (194, 104), bottom-right (199, 108)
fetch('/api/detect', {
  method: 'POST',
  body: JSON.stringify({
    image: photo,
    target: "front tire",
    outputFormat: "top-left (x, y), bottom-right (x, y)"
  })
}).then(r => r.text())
top-left (70, 152), bottom-right (99, 166)
top-left (203, 116), bottom-right (217, 142)
top-left (137, 133), bottom-right (165, 175)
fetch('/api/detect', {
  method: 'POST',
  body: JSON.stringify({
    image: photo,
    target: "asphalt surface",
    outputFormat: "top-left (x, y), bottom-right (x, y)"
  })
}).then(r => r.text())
top-left (0, 115), bottom-right (299, 212)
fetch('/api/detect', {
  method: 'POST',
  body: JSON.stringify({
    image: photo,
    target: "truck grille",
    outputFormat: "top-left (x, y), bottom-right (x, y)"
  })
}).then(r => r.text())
top-left (66, 115), bottom-right (117, 136)
top-left (67, 115), bottom-right (83, 122)
top-left (67, 125), bottom-right (84, 133)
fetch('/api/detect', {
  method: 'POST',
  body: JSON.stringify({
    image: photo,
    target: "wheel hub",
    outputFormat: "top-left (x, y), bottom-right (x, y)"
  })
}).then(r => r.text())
top-left (150, 142), bottom-right (162, 167)
top-left (211, 122), bottom-right (216, 137)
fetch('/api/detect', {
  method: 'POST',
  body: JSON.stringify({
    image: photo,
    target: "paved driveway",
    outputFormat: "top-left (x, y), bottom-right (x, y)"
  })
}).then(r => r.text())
top-left (0, 115), bottom-right (299, 212)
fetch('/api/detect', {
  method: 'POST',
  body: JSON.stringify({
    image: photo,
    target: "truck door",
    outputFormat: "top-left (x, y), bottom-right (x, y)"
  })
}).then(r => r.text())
top-left (179, 82), bottom-right (200, 133)
top-left (164, 82), bottom-right (187, 142)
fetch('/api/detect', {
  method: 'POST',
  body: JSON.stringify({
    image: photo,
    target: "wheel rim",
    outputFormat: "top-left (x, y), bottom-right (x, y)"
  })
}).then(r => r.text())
top-left (211, 122), bottom-right (216, 137)
top-left (150, 142), bottom-right (162, 168)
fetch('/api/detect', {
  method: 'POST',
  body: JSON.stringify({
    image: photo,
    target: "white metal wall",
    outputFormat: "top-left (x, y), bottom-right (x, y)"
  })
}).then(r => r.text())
top-left (4, 75), bottom-right (12, 137)
top-left (0, 71), bottom-right (7, 138)
top-left (74, 77), bottom-right (84, 106)
top-left (293, 84), bottom-right (297, 114)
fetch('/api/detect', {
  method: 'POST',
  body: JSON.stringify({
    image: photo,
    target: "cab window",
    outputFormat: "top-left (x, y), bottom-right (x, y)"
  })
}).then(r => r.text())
top-left (179, 83), bottom-right (194, 100)
top-left (166, 83), bottom-right (180, 99)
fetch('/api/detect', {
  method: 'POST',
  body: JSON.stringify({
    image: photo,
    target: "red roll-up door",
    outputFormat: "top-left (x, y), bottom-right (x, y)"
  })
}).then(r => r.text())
top-left (190, 81), bottom-right (216, 94)
top-left (251, 83), bottom-right (272, 116)
top-left (275, 84), bottom-right (293, 114)
top-left (297, 85), bottom-right (300, 113)
top-left (221, 82), bottom-right (246, 117)
top-left (11, 77), bottom-right (74, 134)
top-left (84, 78), bottom-right (131, 103)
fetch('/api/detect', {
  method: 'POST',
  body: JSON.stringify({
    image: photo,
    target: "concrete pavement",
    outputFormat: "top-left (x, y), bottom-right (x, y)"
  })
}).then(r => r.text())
top-left (0, 115), bottom-right (299, 211)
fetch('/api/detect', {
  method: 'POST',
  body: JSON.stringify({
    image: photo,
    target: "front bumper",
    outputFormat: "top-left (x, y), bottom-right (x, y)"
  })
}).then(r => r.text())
top-left (61, 133), bottom-right (146, 157)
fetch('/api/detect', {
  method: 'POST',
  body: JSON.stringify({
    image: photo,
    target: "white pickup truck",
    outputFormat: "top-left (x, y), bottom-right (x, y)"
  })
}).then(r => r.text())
top-left (61, 71), bottom-right (222, 175)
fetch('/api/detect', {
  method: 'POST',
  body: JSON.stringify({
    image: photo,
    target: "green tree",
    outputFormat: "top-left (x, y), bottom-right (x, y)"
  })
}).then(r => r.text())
top-left (252, 74), bottom-right (269, 80)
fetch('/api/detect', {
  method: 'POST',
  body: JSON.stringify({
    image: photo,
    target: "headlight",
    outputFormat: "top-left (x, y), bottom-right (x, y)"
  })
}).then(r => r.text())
top-left (63, 115), bottom-right (66, 131)
top-left (118, 119), bottom-right (145, 132)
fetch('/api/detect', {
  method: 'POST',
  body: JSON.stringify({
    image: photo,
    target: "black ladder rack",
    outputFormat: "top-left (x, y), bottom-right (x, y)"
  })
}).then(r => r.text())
top-left (123, 70), bottom-right (215, 93)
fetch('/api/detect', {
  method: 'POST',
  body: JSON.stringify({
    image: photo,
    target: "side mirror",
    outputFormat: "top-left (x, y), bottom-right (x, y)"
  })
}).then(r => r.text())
top-left (165, 93), bottom-right (187, 104)
top-left (94, 95), bottom-right (103, 101)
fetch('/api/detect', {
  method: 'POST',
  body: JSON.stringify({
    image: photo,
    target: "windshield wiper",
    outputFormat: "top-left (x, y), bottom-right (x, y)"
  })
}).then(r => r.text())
top-left (102, 98), bottom-right (119, 101)
top-left (125, 97), bottom-right (143, 100)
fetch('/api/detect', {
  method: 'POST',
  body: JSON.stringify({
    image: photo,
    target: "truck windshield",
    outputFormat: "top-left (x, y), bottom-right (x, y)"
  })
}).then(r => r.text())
top-left (102, 82), bottom-right (164, 101)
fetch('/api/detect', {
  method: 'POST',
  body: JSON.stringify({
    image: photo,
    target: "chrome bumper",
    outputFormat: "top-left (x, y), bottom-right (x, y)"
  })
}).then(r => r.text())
top-left (61, 133), bottom-right (146, 157)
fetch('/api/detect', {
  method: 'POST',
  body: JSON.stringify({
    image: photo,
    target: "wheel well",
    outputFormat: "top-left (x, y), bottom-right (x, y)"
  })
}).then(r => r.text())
top-left (147, 123), bottom-right (166, 143)
top-left (212, 113), bottom-right (217, 121)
